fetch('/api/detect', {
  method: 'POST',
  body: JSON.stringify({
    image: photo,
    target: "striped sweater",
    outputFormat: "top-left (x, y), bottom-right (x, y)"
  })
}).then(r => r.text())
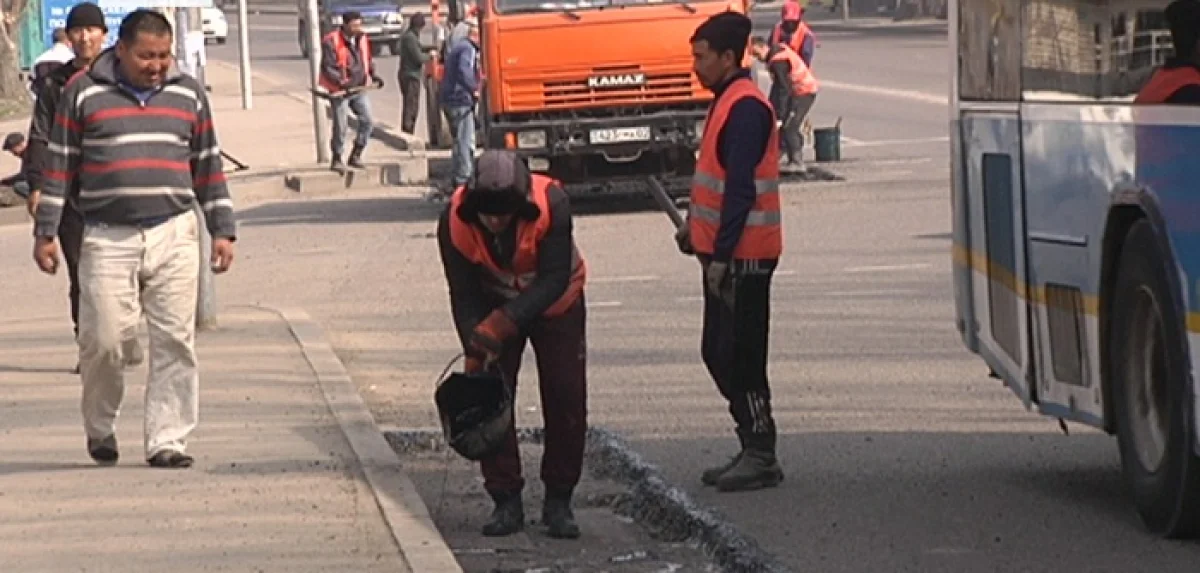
top-left (34, 49), bottom-right (236, 239)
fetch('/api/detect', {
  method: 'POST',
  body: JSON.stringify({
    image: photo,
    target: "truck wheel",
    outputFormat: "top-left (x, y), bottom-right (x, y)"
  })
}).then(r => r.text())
top-left (1111, 218), bottom-right (1200, 538)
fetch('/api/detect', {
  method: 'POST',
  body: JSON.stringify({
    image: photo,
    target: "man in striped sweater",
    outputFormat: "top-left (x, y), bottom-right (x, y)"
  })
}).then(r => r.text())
top-left (32, 9), bottom-right (237, 469)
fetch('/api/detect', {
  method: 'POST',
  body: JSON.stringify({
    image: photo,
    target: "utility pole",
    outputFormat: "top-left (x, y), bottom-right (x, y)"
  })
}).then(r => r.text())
top-left (237, 0), bottom-right (253, 109)
top-left (305, 0), bottom-right (329, 164)
top-left (842, 0), bottom-right (850, 21)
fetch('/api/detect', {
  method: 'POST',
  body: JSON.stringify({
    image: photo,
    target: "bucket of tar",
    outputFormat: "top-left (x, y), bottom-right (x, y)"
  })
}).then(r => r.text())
top-left (813, 116), bottom-right (842, 162)
top-left (434, 356), bottom-right (514, 461)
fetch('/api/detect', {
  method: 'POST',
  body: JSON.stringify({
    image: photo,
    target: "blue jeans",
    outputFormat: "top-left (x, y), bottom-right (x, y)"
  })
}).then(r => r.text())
top-left (446, 105), bottom-right (475, 186)
top-left (331, 92), bottom-right (374, 158)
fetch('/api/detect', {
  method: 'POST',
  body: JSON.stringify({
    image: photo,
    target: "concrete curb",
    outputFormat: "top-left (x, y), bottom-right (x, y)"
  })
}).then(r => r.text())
top-left (385, 426), bottom-right (789, 573)
top-left (265, 305), bottom-right (463, 573)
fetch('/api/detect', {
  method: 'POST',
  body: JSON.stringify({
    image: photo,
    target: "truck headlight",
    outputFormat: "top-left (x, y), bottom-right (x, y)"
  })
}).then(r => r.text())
top-left (384, 12), bottom-right (403, 24)
top-left (516, 131), bottom-right (546, 149)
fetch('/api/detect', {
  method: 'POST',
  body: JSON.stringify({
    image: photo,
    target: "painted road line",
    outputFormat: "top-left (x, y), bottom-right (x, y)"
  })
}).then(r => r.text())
top-left (843, 263), bottom-right (933, 273)
top-left (591, 275), bottom-right (660, 283)
top-left (588, 301), bottom-right (623, 308)
top-left (843, 136), bottom-right (950, 148)
top-left (819, 79), bottom-right (948, 106)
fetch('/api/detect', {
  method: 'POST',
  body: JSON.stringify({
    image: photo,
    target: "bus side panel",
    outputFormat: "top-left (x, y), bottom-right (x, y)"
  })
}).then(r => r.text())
top-left (959, 110), bottom-right (1035, 407)
top-left (1132, 108), bottom-right (1200, 454)
top-left (950, 118), bottom-right (979, 354)
top-left (1020, 104), bottom-right (1126, 429)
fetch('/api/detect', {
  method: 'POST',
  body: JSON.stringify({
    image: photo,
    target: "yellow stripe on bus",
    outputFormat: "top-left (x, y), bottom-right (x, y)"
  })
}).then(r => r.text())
top-left (950, 243), bottom-right (1200, 333)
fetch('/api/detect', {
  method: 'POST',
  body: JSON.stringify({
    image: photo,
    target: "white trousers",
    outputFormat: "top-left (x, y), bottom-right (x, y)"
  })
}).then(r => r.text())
top-left (78, 209), bottom-right (200, 458)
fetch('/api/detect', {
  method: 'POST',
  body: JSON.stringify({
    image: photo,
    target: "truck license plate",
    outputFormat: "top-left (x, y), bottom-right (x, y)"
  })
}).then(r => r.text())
top-left (590, 126), bottom-right (651, 144)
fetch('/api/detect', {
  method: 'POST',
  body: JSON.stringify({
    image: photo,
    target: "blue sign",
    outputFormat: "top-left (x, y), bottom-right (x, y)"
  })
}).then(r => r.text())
top-left (42, 0), bottom-right (137, 51)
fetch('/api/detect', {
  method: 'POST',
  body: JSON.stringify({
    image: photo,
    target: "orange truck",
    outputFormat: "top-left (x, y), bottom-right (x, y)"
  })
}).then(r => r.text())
top-left (427, 0), bottom-right (753, 195)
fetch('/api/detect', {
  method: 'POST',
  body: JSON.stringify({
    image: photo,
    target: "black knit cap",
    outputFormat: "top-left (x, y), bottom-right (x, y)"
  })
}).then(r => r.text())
top-left (2, 132), bottom-right (24, 152)
top-left (458, 150), bottom-right (540, 221)
top-left (66, 2), bottom-right (108, 32)
top-left (1167, 0), bottom-right (1200, 57)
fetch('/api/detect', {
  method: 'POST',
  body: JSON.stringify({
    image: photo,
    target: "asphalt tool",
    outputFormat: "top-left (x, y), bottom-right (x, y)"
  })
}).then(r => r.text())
top-left (646, 177), bottom-right (736, 308)
top-left (309, 84), bottom-right (381, 101)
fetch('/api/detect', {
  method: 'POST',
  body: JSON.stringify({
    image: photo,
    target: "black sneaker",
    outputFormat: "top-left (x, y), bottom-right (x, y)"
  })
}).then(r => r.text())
top-left (88, 435), bottom-right (119, 466)
top-left (147, 450), bottom-right (194, 469)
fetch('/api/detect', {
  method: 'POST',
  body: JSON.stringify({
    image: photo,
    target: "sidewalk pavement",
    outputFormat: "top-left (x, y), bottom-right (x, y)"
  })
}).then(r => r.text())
top-left (0, 305), bottom-right (460, 572)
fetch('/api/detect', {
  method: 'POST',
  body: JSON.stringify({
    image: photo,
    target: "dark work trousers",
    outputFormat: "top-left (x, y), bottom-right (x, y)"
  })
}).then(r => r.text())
top-left (58, 201), bottom-right (85, 337)
top-left (482, 297), bottom-right (588, 495)
top-left (781, 93), bottom-right (817, 164)
top-left (399, 75), bottom-right (422, 135)
top-left (699, 258), bottom-right (778, 449)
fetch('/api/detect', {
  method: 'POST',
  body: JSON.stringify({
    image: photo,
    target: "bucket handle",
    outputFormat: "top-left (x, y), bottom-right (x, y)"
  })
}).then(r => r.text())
top-left (834, 116), bottom-right (843, 131)
top-left (434, 352), bottom-right (466, 389)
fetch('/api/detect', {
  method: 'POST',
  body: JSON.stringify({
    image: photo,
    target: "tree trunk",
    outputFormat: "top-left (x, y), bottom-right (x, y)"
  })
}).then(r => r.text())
top-left (1, 0), bottom-right (32, 104)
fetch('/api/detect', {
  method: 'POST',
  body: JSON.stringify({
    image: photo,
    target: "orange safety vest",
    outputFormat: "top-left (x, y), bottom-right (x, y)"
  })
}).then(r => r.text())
top-left (771, 21), bottom-right (814, 57)
top-left (689, 77), bottom-right (783, 260)
top-left (448, 175), bottom-right (588, 318)
top-left (318, 31), bottom-right (372, 92)
top-left (769, 45), bottom-right (818, 97)
top-left (1134, 66), bottom-right (1200, 104)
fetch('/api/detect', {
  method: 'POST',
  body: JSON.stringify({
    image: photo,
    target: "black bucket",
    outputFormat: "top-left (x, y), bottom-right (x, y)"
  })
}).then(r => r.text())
top-left (434, 370), bottom-right (513, 461)
top-left (813, 117), bottom-right (843, 162)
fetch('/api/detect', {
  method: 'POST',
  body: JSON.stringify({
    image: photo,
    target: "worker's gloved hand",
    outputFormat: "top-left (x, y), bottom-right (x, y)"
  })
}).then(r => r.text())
top-left (705, 260), bottom-right (729, 299)
top-left (674, 225), bottom-right (694, 255)
top-left (464, 355), bottom-right (485, 374)
top-left (468, 309), bottom-right (518, 363)
top-left (372, 75), bottom-right (385, 89)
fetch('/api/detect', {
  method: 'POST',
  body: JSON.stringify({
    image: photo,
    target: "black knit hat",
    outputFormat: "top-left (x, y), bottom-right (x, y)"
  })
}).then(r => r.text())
top-left (458, 150), bottom-right (540, 221)
top-left (66, 2), bottom-right (108, 32)
top-left (2, 132), bottom-right (24, 152)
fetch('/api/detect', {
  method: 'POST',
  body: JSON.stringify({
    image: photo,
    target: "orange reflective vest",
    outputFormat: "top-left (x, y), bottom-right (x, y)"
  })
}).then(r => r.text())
top-left (318, 31), bottom-right (372, 93)
top-left (1134, 66), bottom-right (1200, 104)
top-left (688, 77), bottom-right (783, 260)
top-left (771, 21), bottom-right (814, 57)
top-left (448, 175), bottom-right (588, 318)
top-left (769, 45), bottom-right (818, 97)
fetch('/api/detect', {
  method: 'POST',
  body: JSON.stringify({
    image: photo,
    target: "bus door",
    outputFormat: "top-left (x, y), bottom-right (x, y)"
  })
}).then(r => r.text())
top-left (961, 108), bottom-right (1035, 405)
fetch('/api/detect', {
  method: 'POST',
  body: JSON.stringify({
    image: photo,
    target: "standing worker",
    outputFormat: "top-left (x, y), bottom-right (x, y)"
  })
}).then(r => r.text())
top-left (439, 20), bottom-right (481, 196)
top-left (24, 3), bottom-right (144, 374)
top-left (678, 11), bottom-right (785, 493)
top-left (753, 36), bottom-right (818, 171)
top-left (437, 149), bottom-right (589, 539)
top-left (319, 11), bottom-right (384, 171)
top-left (398, 13), bottom-right (434, 135)
top-left (34, 9), bottom-right (237, 468)
top-left (770, 0), bottom-right (815, 67)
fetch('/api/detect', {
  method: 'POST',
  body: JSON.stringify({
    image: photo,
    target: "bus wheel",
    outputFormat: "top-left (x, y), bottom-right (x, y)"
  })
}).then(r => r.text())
top-left (1111, 219), bottom-right (1200, 538)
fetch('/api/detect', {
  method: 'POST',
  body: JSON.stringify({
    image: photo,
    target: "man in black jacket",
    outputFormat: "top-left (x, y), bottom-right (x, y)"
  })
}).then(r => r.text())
top-left (24, 3), bottom-right (143, 373)
top-left (397, 13), bottom-right (434, 134)
top-left (437, 149), bottom-right (589, 540)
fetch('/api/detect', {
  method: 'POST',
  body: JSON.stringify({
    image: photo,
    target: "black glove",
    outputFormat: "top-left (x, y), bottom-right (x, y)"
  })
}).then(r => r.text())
top-left (372, 76), bottom-right (385, 89)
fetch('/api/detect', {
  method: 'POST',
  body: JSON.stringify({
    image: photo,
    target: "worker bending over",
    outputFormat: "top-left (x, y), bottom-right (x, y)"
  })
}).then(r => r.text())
top-left (678, 12), bottom-right (785, 492)
top-left (437, 149), bottom-right (589, 539)
top-left (753, 36), bottom-right (818, 171)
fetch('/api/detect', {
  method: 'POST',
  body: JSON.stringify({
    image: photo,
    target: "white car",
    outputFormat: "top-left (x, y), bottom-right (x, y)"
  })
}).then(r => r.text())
top-left (201, 7), bottom-right (228, 45)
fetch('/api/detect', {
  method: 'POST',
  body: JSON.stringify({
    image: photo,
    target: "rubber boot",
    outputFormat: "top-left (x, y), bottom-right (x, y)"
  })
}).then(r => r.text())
top-left (542, 487), bottom-right (581, 539)
top-left (347, 145), bottom-right (366, 169)
top-left (701, 430), bottom-right (748, 486)
top-left (715, 434), bottom-right (784, 493)
top-left (482, 490), bottom-right (524, 537)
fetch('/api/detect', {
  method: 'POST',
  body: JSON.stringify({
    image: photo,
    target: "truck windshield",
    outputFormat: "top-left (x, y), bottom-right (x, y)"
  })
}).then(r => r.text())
top-left (493, 0), bottom-right (720, 15)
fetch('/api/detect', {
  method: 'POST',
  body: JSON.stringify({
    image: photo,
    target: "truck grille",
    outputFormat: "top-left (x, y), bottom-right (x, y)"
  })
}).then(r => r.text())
top-left (507, 65), bottom-right (702, 111)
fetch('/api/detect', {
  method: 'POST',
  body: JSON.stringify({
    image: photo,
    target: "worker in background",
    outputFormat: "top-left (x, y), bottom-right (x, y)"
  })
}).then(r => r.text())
top-left (437, 149), bottom-right (589, 539)
top-left (753, 36), bottom-right (818, 171)
top-left (30, 28), bottom-right (74, 90)
top-left (24, 3), bottom-right (142, 375)
top-left (2, 133), bottom-right (29, 198)
top-left (678, 11), bottom-right (785, 493)
top-left (1135, 0), bottom-right (1200, 103)
top-left (770, 0), bottom-right (815, 67)
top-left (439, 20), bottom-right (481, 197)
top-left (398, 13), bottom-right (434, 135)
top-left (319, 11), bottom-right (383, 171)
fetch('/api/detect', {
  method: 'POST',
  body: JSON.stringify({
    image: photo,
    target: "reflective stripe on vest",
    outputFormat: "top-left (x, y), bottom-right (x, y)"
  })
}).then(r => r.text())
top-left (318, 32), bottom-right (373, 93)
top-left (447, 174), bottom-right (588, 317)
top-left (688, 76), bottom-right (783, 260)
top-left (1134, 66), bottom-right (1200, 104)
top-left (768, 45), bottom-right (818, 96)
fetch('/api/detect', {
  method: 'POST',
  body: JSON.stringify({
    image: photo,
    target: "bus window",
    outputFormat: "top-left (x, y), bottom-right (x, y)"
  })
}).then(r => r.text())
top-left (958, 0), bottom-right (1021, 101)
top-left (1021, 0), bottom-right (1171, 102)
